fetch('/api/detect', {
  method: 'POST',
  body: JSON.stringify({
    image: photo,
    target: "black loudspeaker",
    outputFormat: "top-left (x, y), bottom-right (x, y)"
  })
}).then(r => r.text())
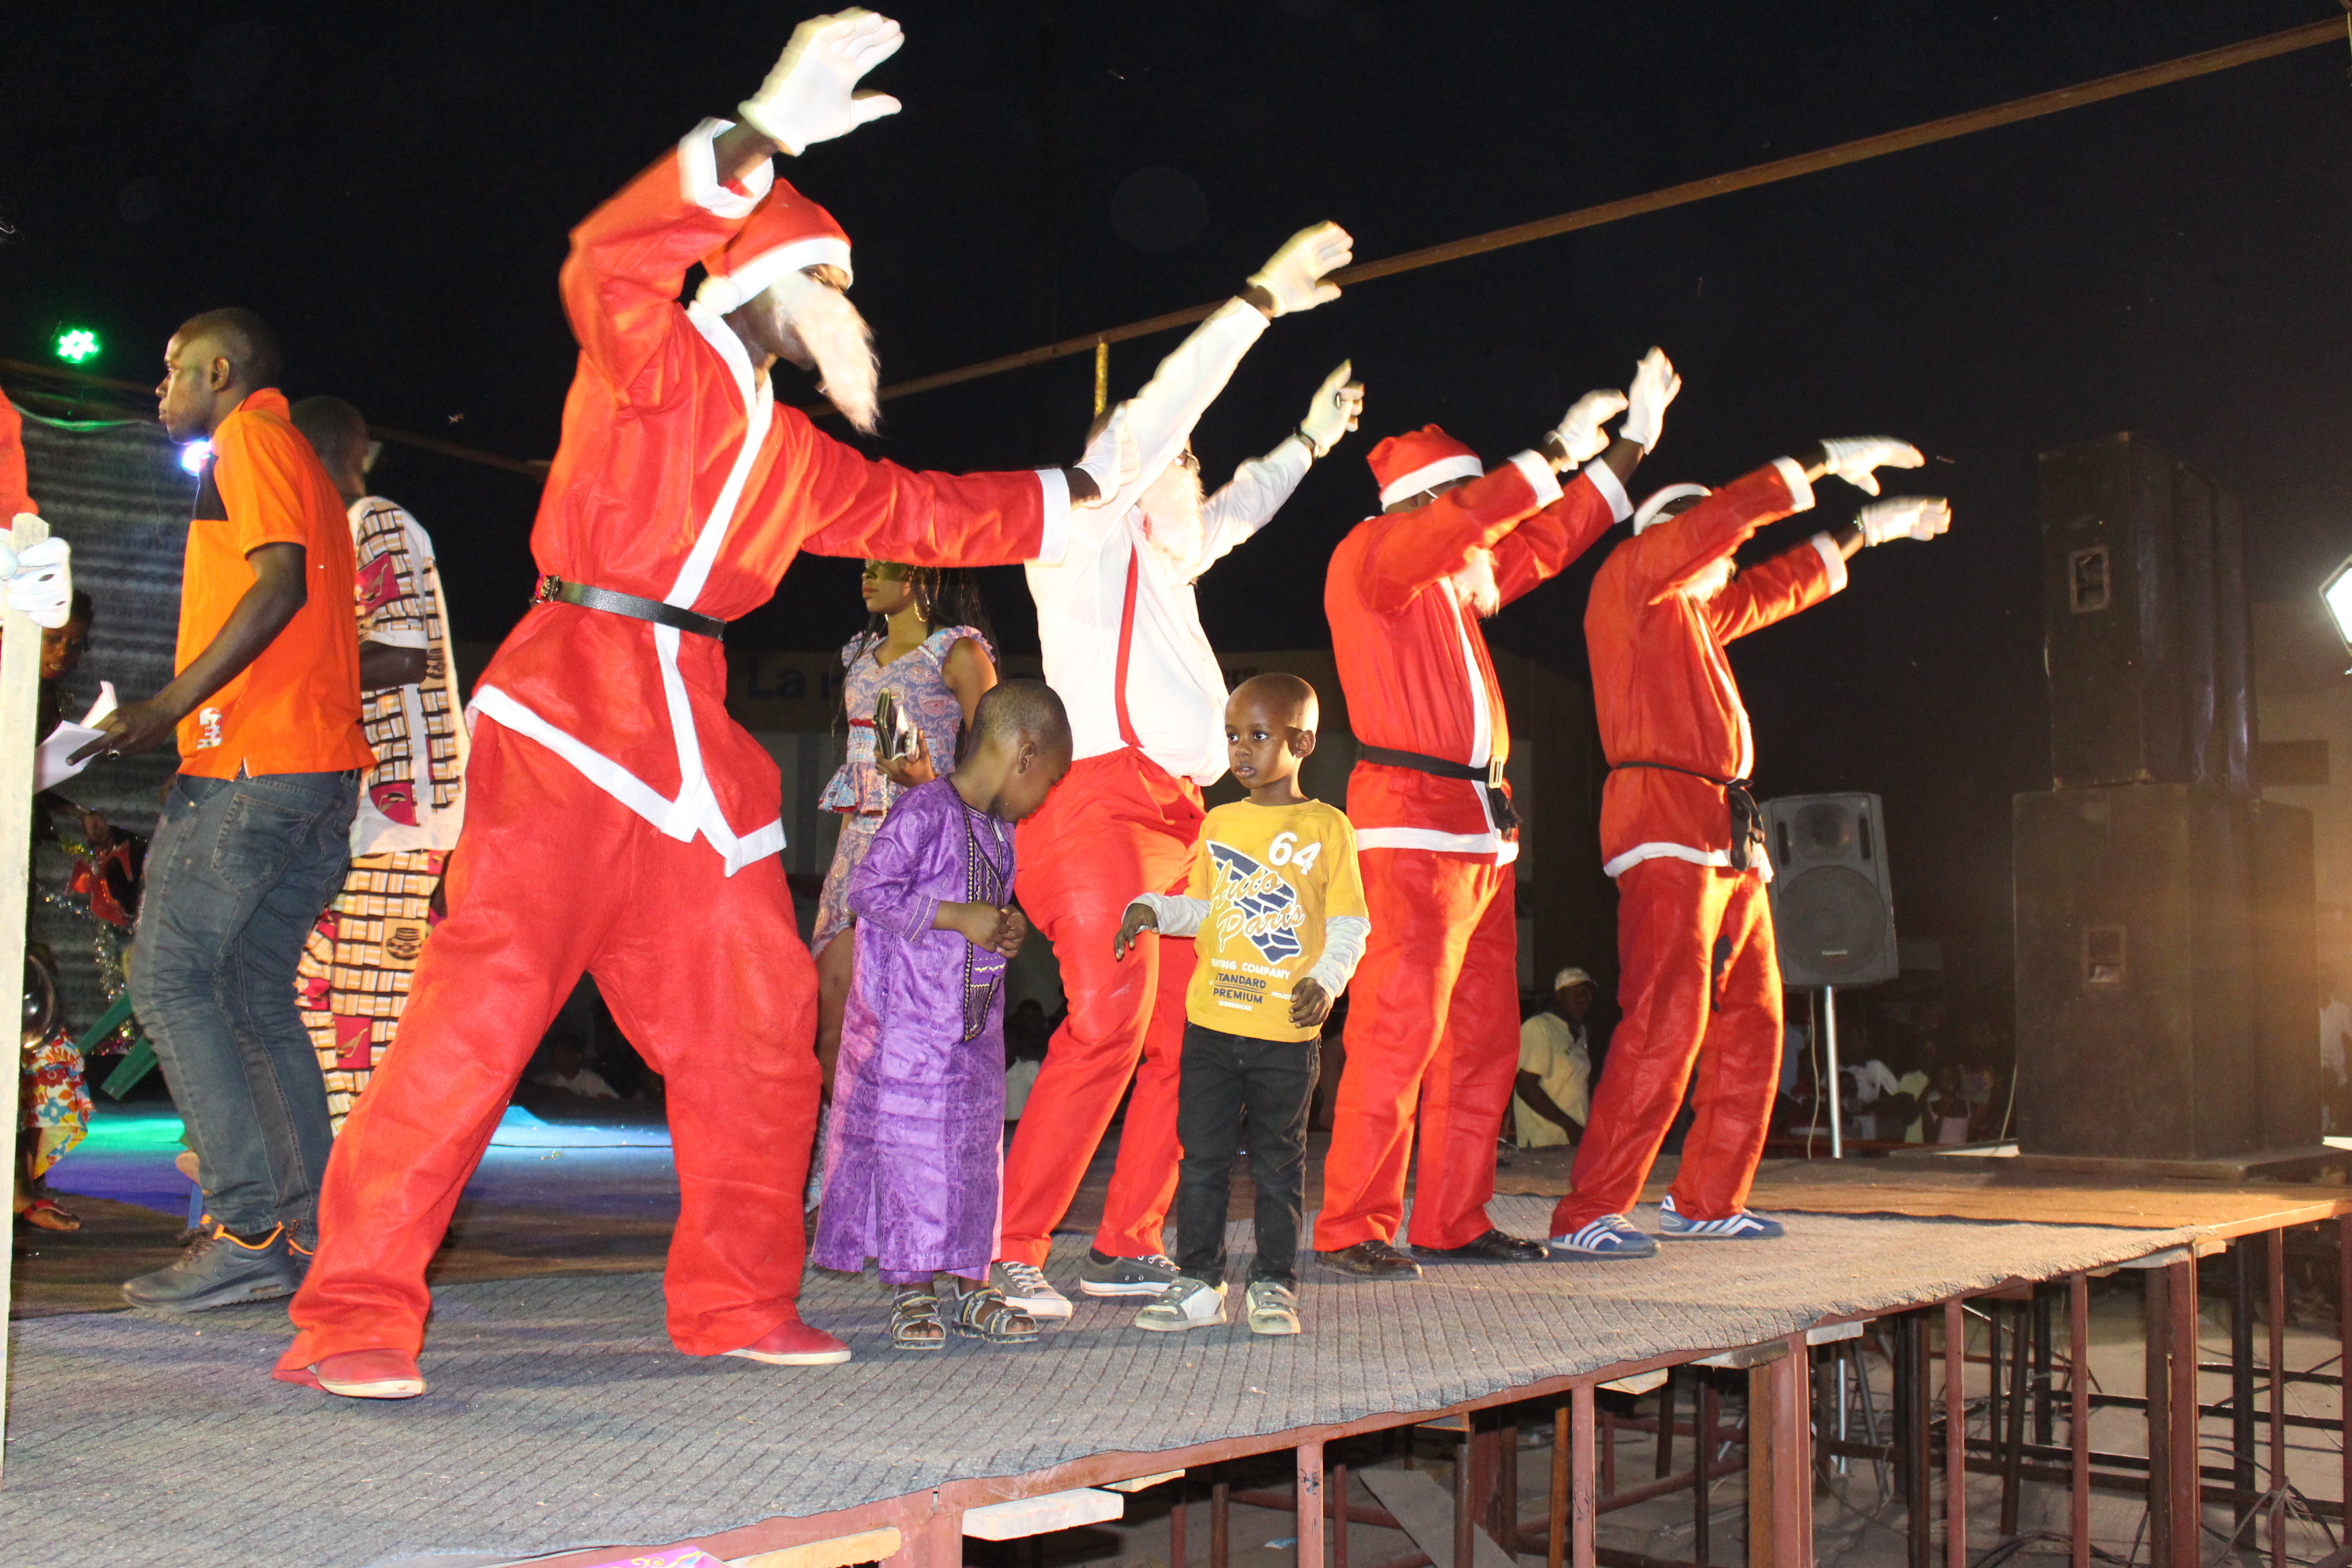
top-left (1765, 793), bottom-right (1898, 989)
top-left (2040, 434), bottom-right (2253, 793)
top-left (2013, 786), bottom-right (2317, 1159)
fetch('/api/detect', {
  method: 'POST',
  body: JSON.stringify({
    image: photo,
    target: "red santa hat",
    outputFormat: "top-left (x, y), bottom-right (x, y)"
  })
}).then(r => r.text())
top-left (695, 179), bottom-right (855, 314)
top-left (1367, 425), bottom-right (1485, 508)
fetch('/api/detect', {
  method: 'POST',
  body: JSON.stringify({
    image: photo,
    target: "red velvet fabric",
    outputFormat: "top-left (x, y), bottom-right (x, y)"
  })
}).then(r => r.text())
top-left (1551, 857), bottom-right (1782, 1233)
top-left (998, 747), bottom-right (1203, 1265)
top-left (278, 719), bottom-right (823, 1370)
top-left (1313, 849), bottom-right (1519, 1252)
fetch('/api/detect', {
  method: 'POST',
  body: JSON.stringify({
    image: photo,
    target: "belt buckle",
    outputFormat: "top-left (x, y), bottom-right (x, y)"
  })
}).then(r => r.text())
top-left (1486, 758), bottom-right (1506, 790)
top-left (533, 574), bottom-right (563, 605)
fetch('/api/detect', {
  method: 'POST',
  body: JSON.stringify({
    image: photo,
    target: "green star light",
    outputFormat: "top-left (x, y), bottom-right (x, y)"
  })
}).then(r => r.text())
top-left (54, 328), bottom-right (101, 364)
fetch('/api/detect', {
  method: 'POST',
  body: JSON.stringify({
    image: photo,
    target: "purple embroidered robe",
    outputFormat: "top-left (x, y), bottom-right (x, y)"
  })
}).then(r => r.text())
top-left (811, 777), bottom-right (1014, 1279)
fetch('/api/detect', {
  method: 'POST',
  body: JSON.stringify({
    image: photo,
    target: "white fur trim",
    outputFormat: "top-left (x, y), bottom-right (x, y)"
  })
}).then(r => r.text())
top-left (1358, 824), bottom-right (1509, 858)
top-left (1379, 453), bottom-right (1485, 508)
top-left (1810, 531), bottom-right (1849, 593)
top-left (1631, 483), bottom-right (1711, 534)
top-left (677, 119), bottom-right (775, 220)
top-left (1582, 458), bottom-right (1632, 523)
top-left (695, 233), bottom-right (855, 314)
top-left (1507, 450), bottom-right (1563, 509)
top-left (1770, 456), bottom-right (1816, 512)
top-left (1603, 840), bottom-right (1770, 883)
top-left (1032, 468), bottom-right (1072, 568)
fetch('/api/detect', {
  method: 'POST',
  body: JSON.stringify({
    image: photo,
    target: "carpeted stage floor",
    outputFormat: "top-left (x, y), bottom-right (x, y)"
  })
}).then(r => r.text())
top-left (0, 1195), bottom-right (2202, 1568)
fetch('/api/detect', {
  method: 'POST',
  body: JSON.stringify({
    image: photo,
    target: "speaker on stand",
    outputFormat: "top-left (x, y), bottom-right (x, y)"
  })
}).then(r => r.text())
top-left (1765, 792), bottom-right (1900, 1156)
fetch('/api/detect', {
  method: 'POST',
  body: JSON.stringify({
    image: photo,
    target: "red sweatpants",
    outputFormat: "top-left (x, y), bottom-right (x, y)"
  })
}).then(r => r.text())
top-left (278, 719), bottom-right (821, 1369)
top-left (999, 748), bottom-right (1203, 1266)
top-left (1552, 858), bottom-right (1782, 1233)
top-left (1316, 851), bottom-right (1518, 1253)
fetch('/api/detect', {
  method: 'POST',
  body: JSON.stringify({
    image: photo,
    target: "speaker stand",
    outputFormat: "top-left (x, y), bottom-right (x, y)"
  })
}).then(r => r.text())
top-left (1822, 985), bottom-right (1845, 1158)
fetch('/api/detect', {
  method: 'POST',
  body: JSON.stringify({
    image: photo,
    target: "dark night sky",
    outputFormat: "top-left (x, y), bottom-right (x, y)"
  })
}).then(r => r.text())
top-left (5, 1), bottom-right (2351, 964)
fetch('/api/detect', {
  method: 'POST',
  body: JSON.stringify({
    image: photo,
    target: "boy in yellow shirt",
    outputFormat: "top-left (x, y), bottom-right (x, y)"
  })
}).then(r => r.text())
top-left (1114, 674), bottom-right (1368, 1335)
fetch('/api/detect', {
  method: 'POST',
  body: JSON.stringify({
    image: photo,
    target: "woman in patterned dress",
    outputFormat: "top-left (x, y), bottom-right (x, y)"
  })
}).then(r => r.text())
top-left (813, 564), bottom-right (998, 1097)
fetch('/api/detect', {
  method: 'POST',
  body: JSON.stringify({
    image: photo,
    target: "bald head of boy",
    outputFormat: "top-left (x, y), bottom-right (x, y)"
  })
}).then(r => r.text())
top-left (1226, 672), bottom-right (1319, 800)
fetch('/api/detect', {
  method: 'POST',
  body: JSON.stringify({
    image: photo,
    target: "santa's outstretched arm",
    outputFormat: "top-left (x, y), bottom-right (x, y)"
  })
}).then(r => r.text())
top-left (1708, 493), bottom-right (1953, 644)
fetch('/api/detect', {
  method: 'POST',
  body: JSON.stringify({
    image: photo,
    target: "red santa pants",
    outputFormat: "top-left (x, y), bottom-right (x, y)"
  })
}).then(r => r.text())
top-left (277, 719), bottom-right (821, 1371)
top-left (1315, 849), bottom-right (1518, 1253)
top-left (1551, 858), bottom-right (1782, 1234)
top-left (999, 747), bottom-right (1203, 1266)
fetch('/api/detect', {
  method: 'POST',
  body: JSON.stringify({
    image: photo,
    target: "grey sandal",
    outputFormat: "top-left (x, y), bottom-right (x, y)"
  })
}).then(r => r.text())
top-left (950, 1285), bottom-right (1040, 1344)
top-left (889, 1290), bottom-right (945, 1351)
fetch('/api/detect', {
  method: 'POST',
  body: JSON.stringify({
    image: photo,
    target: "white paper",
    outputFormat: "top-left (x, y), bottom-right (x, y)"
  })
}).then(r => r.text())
top-left (34, 681), bottom-right (118, 793)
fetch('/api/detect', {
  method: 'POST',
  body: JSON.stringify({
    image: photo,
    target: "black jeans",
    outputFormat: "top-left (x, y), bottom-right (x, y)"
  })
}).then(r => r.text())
top-left (1173, 1022), bottom-right (1318, 1287)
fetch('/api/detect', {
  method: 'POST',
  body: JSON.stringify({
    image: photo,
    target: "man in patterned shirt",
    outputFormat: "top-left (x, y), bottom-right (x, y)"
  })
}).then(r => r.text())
top-left (289, 397), bottom-right (468, 1130)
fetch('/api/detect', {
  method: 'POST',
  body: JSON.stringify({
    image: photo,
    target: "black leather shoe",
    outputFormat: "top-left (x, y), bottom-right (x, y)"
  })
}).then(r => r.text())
top-left (1316, 1239), bottom-right (1424, 1279)
top-left (1413, 1228), bottom-right (1549, 1264)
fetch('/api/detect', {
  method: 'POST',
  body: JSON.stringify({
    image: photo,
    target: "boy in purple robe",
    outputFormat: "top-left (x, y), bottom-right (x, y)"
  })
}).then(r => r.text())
top-left (812, 680), bottom-right (1073, 1349)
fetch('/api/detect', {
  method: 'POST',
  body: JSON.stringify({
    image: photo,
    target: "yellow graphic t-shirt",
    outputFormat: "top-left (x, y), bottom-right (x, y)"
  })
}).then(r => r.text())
top-left (1182, 799), bottom-right (1367, 1043)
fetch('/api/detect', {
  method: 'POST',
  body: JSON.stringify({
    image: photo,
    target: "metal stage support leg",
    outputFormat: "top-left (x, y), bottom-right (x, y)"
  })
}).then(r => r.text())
top-left (1173, 1475), bottom-right (1189, 1568)
top-left (2270, 1228), bottom-right (2289, 1568)
top-left (1946, 1299), bottom-right (1967, 1568)
top-left (2002, 1296), bottom-right (2031, 1539)
top-left (2034, 1283), bottom-right (2057, 1449)
top-left (2145, 1256), bottom-right (2202, 1568)
top-left (1456, 1426), bottom-right (1474, 1568)
top-left (1697, 1372), bottom-right (1718, 1566)
top-left (1550, 1406), bottom-right (1569, 1568)
top-left (2234, 1239), bottom-right (2260, 1503)
top-left (1659, 1367), bottom-right (1679, 1480)
top-left (2071, 1273), bottom-right (2091, 1568)
top-left (1746, 1340), bottom-right (1814, 1568)
top-left (1571, 1384), bottom-right (1596, 1568)
top-left (1297, 1441), bottom-right (1325, 1568)
top-left (1213, 1473), bottom-right (1230, 1568)
top-left (1899, 1310), bottom-right (1931, 1568)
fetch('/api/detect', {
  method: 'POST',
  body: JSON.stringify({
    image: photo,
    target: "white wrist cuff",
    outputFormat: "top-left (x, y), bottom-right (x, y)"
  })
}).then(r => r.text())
top-left (679, 119), bottom-right (774, 218)
top-left (1582, 458), bottom-right (1632, 523)
top-left (1770, 457), bottom-right (1816, 512)
top-left (1507, 451), bottom-right (1563, 510)
top-left (1810, 531), bottom-right (1849, 593)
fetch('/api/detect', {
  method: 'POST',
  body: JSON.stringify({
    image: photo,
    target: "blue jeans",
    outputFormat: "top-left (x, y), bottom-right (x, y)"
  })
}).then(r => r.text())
top-left (134, 770), bottom-right (358, 1243)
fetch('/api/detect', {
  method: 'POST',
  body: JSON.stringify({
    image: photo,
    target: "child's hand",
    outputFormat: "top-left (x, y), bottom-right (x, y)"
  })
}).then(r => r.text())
top-left (1112, 902), bottom-right (1158, 960)
top-left (937, 900), bottom-right (1001, 948)
top-left (1290, 977), bottom-right (1334, 1030)
top-left (992, 906), bottom-right (1030, 958)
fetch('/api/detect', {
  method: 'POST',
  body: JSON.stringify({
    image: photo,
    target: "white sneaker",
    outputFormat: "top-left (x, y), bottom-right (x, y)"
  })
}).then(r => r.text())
top-left (1245, 1279), bottom-right (1301, 1336)
top-left (996, 1261), bottom-right (1074, 1320)
top-left (1134, 1276), bottom-right (1228, 1333)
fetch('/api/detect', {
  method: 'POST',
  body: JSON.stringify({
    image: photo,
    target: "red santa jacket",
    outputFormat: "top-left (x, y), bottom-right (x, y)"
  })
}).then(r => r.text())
top-left (1327, 453), bottom-right (1624, 864)
top-left (0, 388), bottom-right (34, 519)
top-left (1586, 459), bottom-right (1845, 878)
top-left (471, 122), bottom-right (1069, 875)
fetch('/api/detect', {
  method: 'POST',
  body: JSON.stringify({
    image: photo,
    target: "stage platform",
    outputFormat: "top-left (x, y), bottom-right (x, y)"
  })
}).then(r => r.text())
top-left (0, 1183), bottom-right (2274, 1568)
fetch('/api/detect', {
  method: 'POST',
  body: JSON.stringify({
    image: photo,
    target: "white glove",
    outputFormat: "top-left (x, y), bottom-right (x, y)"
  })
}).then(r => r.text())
top-left (738, 10), bottom-right (905, 156)
top-left (1546, 389), bottom-right (1629, 468)
top-left (5, 534), bottom-right (72, 630)
top-left (1616, 346), bottom-right (1681, 453)
top-left (1245, 222), bottom-right (1353, 316)
top-left (1073, 406), bottom-right (1140, 509)
top-left (1855, 495), bottom-right (1952, 546)
top-left (1298, 361), bottom-right (1365, 457)
top-left (1818, 436), bottom-right (1924, 496)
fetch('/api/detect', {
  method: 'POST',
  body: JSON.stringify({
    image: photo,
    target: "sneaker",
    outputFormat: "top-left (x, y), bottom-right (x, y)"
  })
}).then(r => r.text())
top-left (1245, 1280), bottom-right (1301, 1336)
top-left (721, 1316), bottom-right (852, 1365)
top-left (274, 1348), bottom-right (427, 1400)
top-left (1134, 1276), bottom-right (1228, 1332)
top-left (1656, 1194), bottom-right (1785, 1241)
top-left (122, 1223), bottom-right (305, 1311)
top-left (998, 1261), bottom-right (1075, 1319)
top-left (1079, 1250), bottom-right (1181, 1298)
top-left (1548, 1214), bottom-right (1660, 1260)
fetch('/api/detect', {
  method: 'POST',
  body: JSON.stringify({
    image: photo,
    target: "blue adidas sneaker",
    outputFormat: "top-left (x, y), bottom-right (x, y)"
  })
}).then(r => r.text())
top-left (1656, 1194), bottom-right (1785, 1241)
top-left (1548, 1214), bottom-right (1659, 1260)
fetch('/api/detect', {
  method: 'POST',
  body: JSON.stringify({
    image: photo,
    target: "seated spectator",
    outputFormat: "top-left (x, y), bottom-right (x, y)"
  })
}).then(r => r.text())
top-left (1514, 967), bottom-right (1596, 1149)
top-left (528, 1032), bottom-right (620, 1101)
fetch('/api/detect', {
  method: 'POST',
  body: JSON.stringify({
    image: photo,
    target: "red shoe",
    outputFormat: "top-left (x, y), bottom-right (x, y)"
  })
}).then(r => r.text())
top-left (722, 1317), bottom-right (851, 1366)
top-left (273, 1348), bottom-right (427, 1399)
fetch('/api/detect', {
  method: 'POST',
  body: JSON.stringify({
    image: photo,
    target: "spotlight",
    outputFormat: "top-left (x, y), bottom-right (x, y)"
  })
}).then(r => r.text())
top-left (54, 328), bottom-right (100, 364)
top-left (177, 439), bottom-right (213, 476)
top-left (2324, 553), bottom-right (2352, 665)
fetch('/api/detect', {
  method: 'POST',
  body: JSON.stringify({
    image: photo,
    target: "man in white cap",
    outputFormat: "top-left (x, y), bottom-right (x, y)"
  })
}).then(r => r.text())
top-left (1514, 966), bottom-right (1597, 1147)
top-left (1548, 438), bottom-right (1950, 1259)
top-left (1311, 350), bottom-right (1678, 1279)
top-left (996, 225), bottom-right (1365, 1318)
top-left (278, 9), bottom-right (1139, 1399)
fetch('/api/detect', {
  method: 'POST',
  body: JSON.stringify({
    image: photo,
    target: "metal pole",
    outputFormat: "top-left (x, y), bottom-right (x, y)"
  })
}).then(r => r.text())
top-left (1298, 1441), bottom-right (1325, 1568)
top-left (2070, 1274), bottom-right (2091, 1568)
top-left (1549, 1407), bottom-right (1569, 1568)
top-left (1945, 1300), bottom-right (1967, 1568)
top-left (1823, 986), bottom-right (1844, 1158)
top-left (1571, 1385), bottom-right (1597, 1568)
top-left (2269, 1230), bottom-right (2288, 1568)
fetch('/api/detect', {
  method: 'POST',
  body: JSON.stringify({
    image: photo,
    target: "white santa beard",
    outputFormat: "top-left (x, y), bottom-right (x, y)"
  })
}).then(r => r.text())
top-left (1137, 468), bottom-right (1207, 581)
top-left (768, 273), bottom-right (880, 434)
top-left (1452, 549), bottom-right (1501, 619)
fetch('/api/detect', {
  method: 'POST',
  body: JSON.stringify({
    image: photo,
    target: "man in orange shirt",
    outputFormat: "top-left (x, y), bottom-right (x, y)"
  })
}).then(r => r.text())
top-left (75, 308), bottom-right (373, 1311)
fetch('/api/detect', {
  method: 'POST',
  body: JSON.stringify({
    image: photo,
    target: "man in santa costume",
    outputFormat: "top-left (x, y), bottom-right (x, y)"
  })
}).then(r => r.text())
top-left (1548, 439), bottom-right (1948, 1258)
top-left (276, 10), bottom-right (1139, 1399)
top-left (994, 225), bottom-right (1365, 1318)
top-left (1313, 351), bottom-right (1678, 1278)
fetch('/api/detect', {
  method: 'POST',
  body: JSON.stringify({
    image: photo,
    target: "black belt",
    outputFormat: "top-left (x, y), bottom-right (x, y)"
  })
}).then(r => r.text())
top-left (1613, 761), bottom-right (1763, 872)
top-left (534, 574), bottom-right (725, 640)
top-left (1360, 745), bottom-right (1519, 834)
